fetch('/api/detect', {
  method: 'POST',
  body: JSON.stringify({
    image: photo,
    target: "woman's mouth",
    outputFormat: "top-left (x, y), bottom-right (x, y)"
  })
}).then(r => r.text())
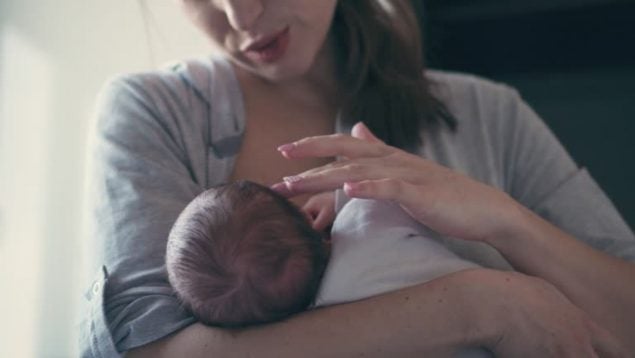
top-left (243, 27), bottom-right (290, 64)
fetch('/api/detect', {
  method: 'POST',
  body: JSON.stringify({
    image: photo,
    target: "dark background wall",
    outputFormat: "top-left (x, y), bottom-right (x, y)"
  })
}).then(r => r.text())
top-left (416, 0), bottom-right (635, 229)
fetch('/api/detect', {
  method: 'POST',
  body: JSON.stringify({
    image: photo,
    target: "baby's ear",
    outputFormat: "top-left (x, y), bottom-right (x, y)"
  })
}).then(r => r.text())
top-left (351, 122), bottom-right (383, 143)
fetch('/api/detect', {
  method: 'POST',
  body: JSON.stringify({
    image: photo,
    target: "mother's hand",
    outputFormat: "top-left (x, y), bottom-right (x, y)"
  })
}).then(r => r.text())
top-left (272, 122), bottom-right (524, 243)
top-left (468, 270), bottom-right (627, 357)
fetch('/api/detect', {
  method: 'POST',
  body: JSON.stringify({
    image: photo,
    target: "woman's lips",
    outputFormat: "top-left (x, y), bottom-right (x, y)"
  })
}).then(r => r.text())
top-left (243, 27), bottom-right (290, 64)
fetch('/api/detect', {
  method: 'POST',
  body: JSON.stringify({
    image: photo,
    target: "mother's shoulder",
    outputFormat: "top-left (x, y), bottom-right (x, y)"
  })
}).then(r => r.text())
top-left (100, 56), bottom-right (236, 105)
top-left (426, 69), bottom-right (520, 105)
top-left (424, 69), bottom-right (527, 128)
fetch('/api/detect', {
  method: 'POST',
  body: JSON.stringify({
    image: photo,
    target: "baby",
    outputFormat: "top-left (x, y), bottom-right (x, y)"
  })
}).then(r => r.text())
top-left (167, 180), bottom-right (479, 325)
top-left (166, 180), bottom-right (329, 327)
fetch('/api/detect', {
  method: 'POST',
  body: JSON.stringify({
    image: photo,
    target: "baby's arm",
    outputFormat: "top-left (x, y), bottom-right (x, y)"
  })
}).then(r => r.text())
top-left (301, 191), bottom-right (336, 232)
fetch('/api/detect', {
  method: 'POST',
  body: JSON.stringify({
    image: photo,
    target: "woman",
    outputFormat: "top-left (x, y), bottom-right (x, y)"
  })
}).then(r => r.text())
top-left (80, 0), bottom-right (635, 356)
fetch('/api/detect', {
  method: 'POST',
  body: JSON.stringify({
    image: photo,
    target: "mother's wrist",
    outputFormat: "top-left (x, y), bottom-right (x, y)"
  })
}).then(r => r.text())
top-left (482, 194), bottom-right (536, 250)
top-left (441, 269), bottom-right (510, 348)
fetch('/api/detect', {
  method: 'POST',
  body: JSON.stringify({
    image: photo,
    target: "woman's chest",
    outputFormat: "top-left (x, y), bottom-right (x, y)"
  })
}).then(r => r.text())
top-left (229, 106), bottom-right (335, 189)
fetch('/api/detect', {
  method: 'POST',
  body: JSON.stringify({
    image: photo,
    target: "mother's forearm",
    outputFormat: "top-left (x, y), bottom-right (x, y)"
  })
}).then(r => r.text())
top-left (488, 202), bottom-right (635, 352)
top-left (127, 269), bottom-right (490, 358)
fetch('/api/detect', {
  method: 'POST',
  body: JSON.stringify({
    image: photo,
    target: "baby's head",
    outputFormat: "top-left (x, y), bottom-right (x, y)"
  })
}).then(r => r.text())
top-left (166, 180), bottom-right (329, 327)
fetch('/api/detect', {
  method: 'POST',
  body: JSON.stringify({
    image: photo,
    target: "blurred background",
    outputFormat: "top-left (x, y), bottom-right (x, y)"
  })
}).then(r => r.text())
top-left (0, 1), bottom-right (209, 357)
top-left (420, 0), bottom-right (635, 228)
top-left (0, 0), bottom-right (633, 357)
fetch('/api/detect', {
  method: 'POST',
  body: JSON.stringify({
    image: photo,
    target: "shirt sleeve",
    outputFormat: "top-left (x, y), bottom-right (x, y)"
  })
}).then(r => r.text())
top-left (79, 74), bottom-right (205, 356)
top-left (500, 88), bottom-right (635, 262)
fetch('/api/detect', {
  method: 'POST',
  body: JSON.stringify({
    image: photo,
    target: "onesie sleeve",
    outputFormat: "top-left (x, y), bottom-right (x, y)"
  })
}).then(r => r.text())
top-left (499, 89), bottom-right (635, 262)
top-left (79, 75), bottom-right (204, 356)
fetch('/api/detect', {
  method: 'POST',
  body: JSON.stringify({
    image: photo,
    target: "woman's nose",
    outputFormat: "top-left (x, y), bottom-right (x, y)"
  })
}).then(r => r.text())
top-left (223, 0), bottom-right (264, 31)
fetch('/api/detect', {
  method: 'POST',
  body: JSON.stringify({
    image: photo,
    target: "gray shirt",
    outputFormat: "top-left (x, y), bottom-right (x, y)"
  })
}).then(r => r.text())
top-left (79, 56), bottom-right (635, 357)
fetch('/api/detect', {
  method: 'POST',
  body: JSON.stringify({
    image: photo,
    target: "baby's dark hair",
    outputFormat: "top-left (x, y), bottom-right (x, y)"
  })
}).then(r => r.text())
top-left (166, 180), bottom-right (329, 327)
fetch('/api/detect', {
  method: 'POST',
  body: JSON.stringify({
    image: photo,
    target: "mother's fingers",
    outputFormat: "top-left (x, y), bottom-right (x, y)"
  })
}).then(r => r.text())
top-left (351, 122), bottom-right (383, 143)
top-left (277, 133), bottom-right (393, 160)
top-left (282, 169), bottom-right (385, 195)
top-left (279, 159), bottom-right (418, 196)
top-left (270, 182), bottom-right (294, 197)
top-left (344, 179), bottom-right (412, 203)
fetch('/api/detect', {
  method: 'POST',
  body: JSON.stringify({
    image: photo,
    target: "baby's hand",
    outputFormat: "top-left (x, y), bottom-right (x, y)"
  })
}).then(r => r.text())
top-left (302, 191), bottom-right (336, 232)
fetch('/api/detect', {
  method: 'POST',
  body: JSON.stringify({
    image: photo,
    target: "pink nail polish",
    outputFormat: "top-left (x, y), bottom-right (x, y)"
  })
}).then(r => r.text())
top-left (277, 143), bottom-right (295, 152)
top-left (270, 182), bottom-right (285, 190)
top-left (343, 182), bottom-right (358, 196)
top-left (283, 175), bottom-right (303, 183)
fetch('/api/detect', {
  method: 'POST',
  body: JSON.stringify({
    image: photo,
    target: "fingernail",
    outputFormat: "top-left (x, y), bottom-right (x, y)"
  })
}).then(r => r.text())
top-left (283, 175), bottom-right (303, 184)
top-left (277, 143), bottom-right (295, 152)
top-left (270, 182), bottom-right (286, 191)
top-left (343, 182), bottom-right (359, 195)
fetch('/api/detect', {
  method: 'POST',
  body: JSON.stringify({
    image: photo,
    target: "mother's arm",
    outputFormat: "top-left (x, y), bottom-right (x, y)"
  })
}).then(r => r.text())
top-left (487, 189), bottom-right (635, 353)
top-left (273, 123), bottom-right (635, 354)
top-left (128, 268), bottom-right (619, 358)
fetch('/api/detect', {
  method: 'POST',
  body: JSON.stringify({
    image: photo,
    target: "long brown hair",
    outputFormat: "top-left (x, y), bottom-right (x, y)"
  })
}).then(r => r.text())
top-left (333, 0), bottom-right (455, 150)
